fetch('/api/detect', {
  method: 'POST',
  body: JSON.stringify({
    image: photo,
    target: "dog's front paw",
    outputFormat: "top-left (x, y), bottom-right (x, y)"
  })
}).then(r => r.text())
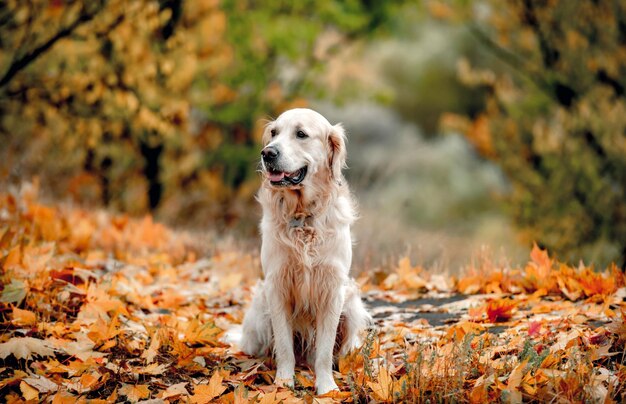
top-left (274, 368), bottom-right (295, 389)
top-left (274, 376), bottom-right (294, 389)
top-left (316, 377), bottom-right (339, 395)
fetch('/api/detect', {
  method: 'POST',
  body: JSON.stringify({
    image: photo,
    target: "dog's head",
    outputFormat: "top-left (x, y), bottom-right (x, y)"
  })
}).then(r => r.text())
top-left (260, 108), bottom-right (346, 189)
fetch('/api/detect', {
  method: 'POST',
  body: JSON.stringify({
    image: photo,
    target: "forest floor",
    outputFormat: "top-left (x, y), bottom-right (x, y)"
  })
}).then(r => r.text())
top-left (0, 185), bottom-right (625, 403)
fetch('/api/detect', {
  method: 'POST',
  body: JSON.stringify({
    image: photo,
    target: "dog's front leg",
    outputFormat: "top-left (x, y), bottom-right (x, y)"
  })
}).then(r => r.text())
top-left (314, 286), bottom-right (344, 395)
top-left (266, 283), bottom-right (295, 388)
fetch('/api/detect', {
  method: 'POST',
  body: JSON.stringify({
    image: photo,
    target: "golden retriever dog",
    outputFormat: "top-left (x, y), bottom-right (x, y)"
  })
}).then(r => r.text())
top-left (240, 108), bottom-right (371, 395)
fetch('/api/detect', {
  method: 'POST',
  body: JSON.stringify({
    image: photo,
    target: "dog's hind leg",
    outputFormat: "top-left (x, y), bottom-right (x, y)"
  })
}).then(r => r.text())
top-left (339, 280), bottom-right (372, 356)
top-left (241, 281), bottom-right (272, 356)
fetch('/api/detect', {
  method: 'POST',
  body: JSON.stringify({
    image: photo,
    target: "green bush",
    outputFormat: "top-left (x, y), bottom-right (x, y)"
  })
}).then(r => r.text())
top-left (442, 0), bottom-right (626, 267)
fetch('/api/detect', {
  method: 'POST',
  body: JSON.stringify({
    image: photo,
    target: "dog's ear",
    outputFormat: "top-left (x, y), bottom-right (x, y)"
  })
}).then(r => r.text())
top-left (328, 123), bottom-right (347, 183)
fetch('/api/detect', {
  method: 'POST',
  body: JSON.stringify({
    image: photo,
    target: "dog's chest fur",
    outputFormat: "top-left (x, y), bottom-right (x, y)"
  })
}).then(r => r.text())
top-left (262, 188), bottom-right (347, 320)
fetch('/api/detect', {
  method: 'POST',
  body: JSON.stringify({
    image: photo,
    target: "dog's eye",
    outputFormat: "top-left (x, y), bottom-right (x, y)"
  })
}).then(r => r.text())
top-left (296, 130), bottom-right (308, 139)
top-left (270, 128), bottom-right (277, 137)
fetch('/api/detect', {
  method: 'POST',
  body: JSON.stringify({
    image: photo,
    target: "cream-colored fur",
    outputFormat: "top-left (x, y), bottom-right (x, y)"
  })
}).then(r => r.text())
top-left (241, 108), bottom-right (371, 395)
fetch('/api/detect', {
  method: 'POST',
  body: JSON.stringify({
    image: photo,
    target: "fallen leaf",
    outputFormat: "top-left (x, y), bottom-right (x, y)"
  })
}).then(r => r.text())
top-left (119, 384), bottom-right (150, 403)
top-left (530, 243), bottom-right (551, 270)
top-left (367, 367), bottom-right (393, 402)
top-left (190, 372), bottom-right (227, 403)
top-left (1, 279), bottom-right (27, 305)
top-left (22, 375), bottom-right (58, 393)
top-left (486, 299), bottom-right (516, 323)
top-left (527, 320), bottom-right (542, 337)
top-left (160, 382), bottom-right (189, 399)
top-left (141, 332), bottom-right (161, 364)
top-left (3, 245), bottom-right (22, 267)
top-left (20, 380), bottom-right (39, 401)
top-left (49, 390), bottom-right (78, 404)
top-left (184, 319), bottom-right (223, 346)
top-left (137, 362), bottom-right (169, 375)
top-left (0, 337), bottom-right (55, 360)
top-left (505, 360), bottom-right (527, 403)
top-left (12, 306), bottom-right (37, 325)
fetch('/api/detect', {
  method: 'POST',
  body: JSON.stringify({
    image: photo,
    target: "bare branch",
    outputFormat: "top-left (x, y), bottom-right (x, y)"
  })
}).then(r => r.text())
top-left (0, 2), bottom-right (106, 88)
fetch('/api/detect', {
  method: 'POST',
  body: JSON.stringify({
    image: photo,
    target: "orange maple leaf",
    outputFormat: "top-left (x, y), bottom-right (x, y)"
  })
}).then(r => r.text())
top-left (577, 268), bottom-right (616, 297)
top-left (530, 243), bottom-right (551, 270)
top-left (183, 318), bottom-right (223, 346)
top-left (190, 372), bottom-right (227, 403)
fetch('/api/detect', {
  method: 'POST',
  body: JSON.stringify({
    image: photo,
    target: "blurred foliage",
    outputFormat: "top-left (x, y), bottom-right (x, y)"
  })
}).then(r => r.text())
top-left (378, 21), bottom-right (488, 135)
top-left (0, 0), bottom-right (404, 228)
top-left (438, 0), bottom-right (626, 266)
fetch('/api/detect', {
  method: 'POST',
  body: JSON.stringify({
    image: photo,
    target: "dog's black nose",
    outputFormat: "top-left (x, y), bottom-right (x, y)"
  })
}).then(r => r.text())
top-left (261, 146), bottom-right (279, 161)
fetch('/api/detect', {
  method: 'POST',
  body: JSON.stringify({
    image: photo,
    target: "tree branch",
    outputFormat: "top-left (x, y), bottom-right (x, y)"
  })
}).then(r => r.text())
top-left (0, 2), bottom-right (106, 88)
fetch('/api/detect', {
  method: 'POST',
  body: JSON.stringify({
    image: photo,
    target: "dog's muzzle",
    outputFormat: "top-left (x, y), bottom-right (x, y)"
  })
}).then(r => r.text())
top-left (261, 146), bottom-right (307, 186)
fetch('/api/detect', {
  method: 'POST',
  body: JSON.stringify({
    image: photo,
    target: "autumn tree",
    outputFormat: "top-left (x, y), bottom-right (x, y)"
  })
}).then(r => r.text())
top-left (0, 0), bottom-right (404, 227)
top-left (442, 0), bottom-right (626, 267)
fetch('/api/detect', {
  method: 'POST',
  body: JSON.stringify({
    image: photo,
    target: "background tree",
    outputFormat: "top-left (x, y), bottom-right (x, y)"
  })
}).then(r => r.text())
top-left (440, 0), bottom-right (626, 267)
top-left (0, 0), bottom-right (404, 228)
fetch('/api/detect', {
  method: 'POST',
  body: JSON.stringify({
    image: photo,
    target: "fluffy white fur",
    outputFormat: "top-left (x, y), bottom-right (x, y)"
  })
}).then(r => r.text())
top-left (240, 108), bottom-right (371, 395)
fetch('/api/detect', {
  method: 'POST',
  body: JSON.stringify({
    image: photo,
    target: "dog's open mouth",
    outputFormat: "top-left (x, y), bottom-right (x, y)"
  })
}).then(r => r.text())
top-left (267, 166), bottom-right (307, 186)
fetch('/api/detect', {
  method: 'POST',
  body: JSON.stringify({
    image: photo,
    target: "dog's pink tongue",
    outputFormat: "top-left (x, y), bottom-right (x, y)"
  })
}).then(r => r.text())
top-left (268, 171), bottom-right (285, 182)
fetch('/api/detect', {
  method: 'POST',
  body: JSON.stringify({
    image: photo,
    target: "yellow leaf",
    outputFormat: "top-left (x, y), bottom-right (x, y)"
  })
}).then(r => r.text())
top-left (190, 372), bottom-right (227, 403)
top-left (50, 390), bottom-right (78, 404)
top-left (367, 367), bottom-right (393, 402)
top-left (119, 384), bottom-right (150, 403)
top-left (257, 389), bottom-right (277, 404)
top-left (12, 307), bottom-right (37, 325)
top-left (20, 381), bottom-right (39, 401)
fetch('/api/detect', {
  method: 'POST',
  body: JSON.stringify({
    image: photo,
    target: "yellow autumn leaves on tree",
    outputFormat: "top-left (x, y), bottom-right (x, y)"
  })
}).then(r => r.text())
top-left (437, 0), bottom-right (626, 267)
top-left (1, 1), bottom-right (409, 229)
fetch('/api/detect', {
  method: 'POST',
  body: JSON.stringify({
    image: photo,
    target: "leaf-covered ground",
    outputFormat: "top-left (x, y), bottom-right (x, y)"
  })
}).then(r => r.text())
top-left (1, 186), bottom-right (625, 403)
